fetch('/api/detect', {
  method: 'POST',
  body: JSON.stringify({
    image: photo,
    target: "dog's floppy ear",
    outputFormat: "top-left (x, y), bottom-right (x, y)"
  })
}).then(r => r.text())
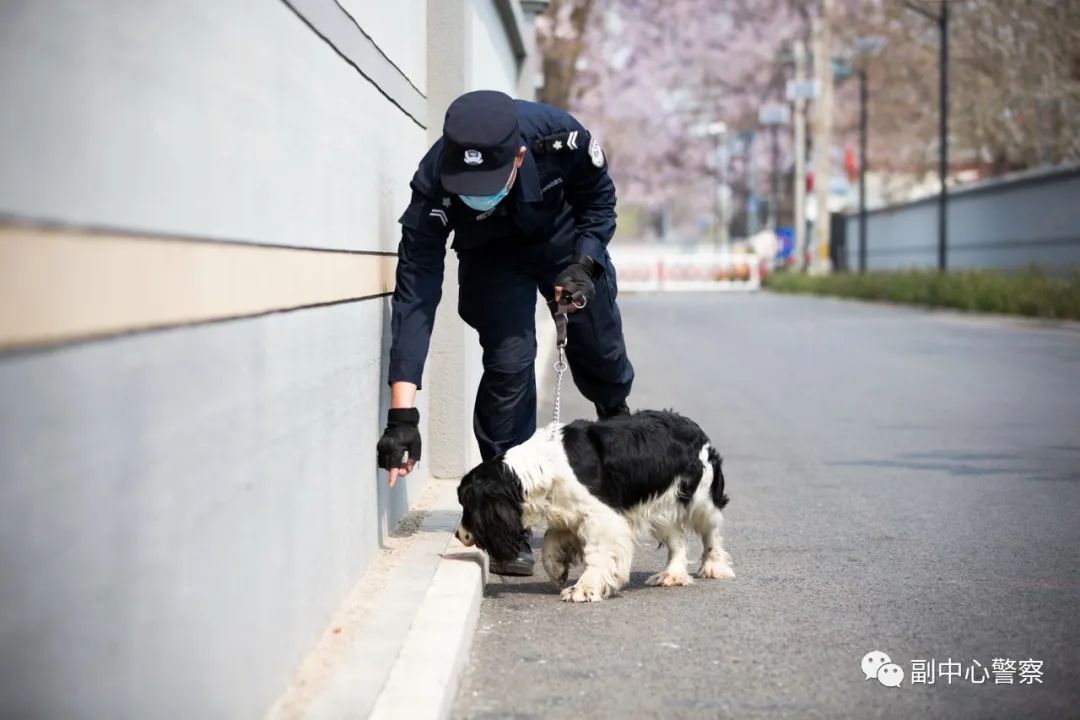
top-left (459, 463), bottom-right (524, 562)
top-left (456, 476), bottom-right (469, 505)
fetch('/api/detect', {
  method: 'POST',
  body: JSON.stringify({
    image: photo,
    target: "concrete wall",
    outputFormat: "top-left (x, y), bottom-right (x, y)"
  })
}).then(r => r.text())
top-left (0, 0), bottom-right (537, 717)
top-left (471, 0), bottom-right (522, 91)
top-left (426, 0), bottom-right (533, 478)
top-left (844, 165), bottom-right (1080, 272)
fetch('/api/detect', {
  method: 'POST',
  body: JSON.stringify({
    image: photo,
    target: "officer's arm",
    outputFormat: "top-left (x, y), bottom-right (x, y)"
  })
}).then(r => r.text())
top-left (563, 126), bottom-right (616, 271)
top-left (388, 189), bottom-right (450, 391)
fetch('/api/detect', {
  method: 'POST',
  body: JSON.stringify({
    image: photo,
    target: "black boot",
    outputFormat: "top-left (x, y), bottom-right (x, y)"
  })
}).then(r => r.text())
top-left (595, 400), bottom-right (631, 420)
top-left (489, 531), bottom-right (535, 576)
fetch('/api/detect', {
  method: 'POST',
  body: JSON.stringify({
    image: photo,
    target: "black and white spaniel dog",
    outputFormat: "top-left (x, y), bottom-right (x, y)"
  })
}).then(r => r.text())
top-left (455, 410), bottom-right (734, 602)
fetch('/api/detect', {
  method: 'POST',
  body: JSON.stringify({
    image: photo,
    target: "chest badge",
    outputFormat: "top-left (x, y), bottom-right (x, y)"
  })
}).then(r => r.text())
top-left (542, 177), bottom-right (564, 194)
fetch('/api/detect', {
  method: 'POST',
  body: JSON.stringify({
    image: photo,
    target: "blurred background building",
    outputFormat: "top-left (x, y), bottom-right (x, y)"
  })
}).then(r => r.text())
top-left (0, 1), bottom-right (542, 716)
top-left (537, 0), bottom-right (1080, 272)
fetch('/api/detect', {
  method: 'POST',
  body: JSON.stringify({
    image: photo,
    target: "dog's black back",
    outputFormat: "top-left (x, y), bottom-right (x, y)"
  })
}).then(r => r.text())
top-left (560, 410), bottom-right (729, 511)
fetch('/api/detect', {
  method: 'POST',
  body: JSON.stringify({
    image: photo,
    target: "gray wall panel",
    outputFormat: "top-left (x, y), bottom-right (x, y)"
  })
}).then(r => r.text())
top-left (0, 299), bottom-right (409, 718)
top-left (0, 0), bottom-right (423, 253)
top-left (845, 167), bottom-right (1080, 272)
top-left (0, 1), bottom-right (536, 715)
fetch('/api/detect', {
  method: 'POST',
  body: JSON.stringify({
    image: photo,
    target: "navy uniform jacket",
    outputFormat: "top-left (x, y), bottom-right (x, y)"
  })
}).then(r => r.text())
top-left (388, 100), bottom-right (616, 388)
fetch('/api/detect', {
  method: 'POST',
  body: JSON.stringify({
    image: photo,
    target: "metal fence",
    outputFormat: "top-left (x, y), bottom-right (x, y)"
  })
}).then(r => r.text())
top-left (842, 164), bottom-right (1080, 272)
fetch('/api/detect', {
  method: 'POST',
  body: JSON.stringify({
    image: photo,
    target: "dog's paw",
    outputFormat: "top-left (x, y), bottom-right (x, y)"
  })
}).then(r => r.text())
top-left (542, 529), bottom-right (582, 588)
top-left (645, 570), bottom-right (694, 587)
top-left (561, 583), bottom-right (603, 602)
top-left (697, 560), bottom-right (735, 579)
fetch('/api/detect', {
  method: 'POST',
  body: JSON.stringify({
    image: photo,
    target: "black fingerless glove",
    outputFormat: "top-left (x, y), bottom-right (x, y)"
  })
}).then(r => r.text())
top-left (376, 408), bottom-right (421, 470)
top-left (554, 255), bottom-right (602, 308)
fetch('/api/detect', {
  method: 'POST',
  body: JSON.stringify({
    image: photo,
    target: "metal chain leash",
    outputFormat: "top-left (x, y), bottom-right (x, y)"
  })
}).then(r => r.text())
top-left (550, 292), bottom-right (584, 428)
top-left (553, 341), bottom-right (568, 426)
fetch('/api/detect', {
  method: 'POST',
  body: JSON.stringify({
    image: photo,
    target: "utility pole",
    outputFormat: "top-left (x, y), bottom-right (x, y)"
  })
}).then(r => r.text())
top-left (903, 0), bottom-right (949, 271)
top-left (938, 1), bottom-right (949, 271)
top-left (746, 132), bottom-right (759, 235)
top-left (769, 124), bottom-right (779, 229)
top-left (792, 40), bottom-right (807, 270)
top-left (858, 67), bottom-right (868, 272)
top-left (757, 105), bottom-right (789, 230)
top-left (713, 130), bottom-right (722, 249)
top-left (811, 0), bottom-right (834, 271)
top-left (703, 121), bottom-right (728, 250)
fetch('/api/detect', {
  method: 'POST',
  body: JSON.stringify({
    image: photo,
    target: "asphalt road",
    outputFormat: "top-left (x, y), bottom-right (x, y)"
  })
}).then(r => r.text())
top-left (452, 292), bottom-right (1080, 720)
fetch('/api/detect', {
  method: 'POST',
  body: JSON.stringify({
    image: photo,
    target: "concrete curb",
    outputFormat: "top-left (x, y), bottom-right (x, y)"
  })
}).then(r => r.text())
top-left (269, 477), bottom-right (485, 720)
top-left (307, 303), bottom-right (553, 719)
top-left (368, 483), bottom-right (486, 720)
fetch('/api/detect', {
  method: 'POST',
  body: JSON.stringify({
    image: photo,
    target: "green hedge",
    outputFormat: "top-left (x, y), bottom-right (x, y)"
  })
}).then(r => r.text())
top-left (764, 268), bottom-right (1080, 321)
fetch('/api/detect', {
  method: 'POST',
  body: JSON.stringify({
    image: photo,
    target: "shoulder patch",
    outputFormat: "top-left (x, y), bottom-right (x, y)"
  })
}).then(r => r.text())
top-left (588, 134), bottom-right (605, 168)
top-left (531, 130), bottom-right (583, 156)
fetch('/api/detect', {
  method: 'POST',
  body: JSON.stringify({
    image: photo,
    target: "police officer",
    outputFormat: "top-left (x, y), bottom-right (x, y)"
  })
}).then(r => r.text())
top-left (376, 90), bottom-right (634, 575)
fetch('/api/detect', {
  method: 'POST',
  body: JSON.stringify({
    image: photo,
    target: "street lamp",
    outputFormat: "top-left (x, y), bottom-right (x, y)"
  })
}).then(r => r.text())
top-left (693, 121), bottom-right (729, 250)
top-left (757, 104), bottom-right (790, 231)
top-left (832, 36), bottom-right (885, 273)
top-left (704, 122), bottom-right (729, 250)
top-left (851, 36), bottom-right (886, 273)
top-left (903, 0), bottom-right (949, 271)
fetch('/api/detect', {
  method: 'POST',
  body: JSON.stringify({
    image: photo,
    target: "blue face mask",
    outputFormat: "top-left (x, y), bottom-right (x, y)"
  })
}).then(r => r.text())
top-left (459, 185), bottom-right (510, 212)
top-left (459, 166), bottom-right (517, 212)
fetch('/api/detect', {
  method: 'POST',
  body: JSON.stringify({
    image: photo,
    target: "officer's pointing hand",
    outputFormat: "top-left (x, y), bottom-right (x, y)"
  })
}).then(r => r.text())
top-left (553, 259), bottom-right (598, 313)
top-left (377, 408), bottom-right (422, 487)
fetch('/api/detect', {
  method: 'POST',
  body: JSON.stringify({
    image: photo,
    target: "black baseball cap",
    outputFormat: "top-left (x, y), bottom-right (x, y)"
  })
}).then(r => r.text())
top-left (440, 90), bottom-right (521, 195)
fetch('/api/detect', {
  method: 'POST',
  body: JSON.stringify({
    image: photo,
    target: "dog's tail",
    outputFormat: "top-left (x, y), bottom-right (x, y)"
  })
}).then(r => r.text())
top-left (706, 445), bottom-right (729, 510)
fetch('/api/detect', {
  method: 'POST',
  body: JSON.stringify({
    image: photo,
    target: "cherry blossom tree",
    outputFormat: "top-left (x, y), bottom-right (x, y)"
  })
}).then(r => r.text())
top-left (833, 0), bottom-right (1080, 180)
top-left (538, 0), bottom-right (810, 236)
top-left (535, 0), bottom-right (1080, 238)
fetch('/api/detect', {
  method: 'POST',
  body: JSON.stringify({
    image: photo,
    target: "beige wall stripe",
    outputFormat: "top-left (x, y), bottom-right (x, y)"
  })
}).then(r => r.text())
top-left (0, 224), bottom-right (398, 350)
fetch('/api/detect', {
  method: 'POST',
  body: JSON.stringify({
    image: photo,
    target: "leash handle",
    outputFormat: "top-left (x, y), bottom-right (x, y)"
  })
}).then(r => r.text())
top-left (554, 309), bottom-right (568, 349)
top-left (549, 291), bottom-right (583, 350)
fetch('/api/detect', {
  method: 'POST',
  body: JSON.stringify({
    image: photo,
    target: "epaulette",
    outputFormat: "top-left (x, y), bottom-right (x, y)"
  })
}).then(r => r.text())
top-left (531, 129), bottom-right (584, 155)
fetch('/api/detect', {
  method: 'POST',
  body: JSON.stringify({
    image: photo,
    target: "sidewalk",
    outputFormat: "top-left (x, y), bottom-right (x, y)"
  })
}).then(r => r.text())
top-left (265, 475), bottom-right (485, 720)
top-left (267, 304), bottom-right (558, 720)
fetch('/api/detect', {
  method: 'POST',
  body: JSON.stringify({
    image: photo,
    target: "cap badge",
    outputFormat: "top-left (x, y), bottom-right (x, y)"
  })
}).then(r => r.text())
top-left (464, 149), bottom-right (483, 166)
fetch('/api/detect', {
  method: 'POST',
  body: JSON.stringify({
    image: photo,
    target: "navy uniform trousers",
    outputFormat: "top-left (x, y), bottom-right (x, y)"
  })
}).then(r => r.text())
top-left (457, 239), bottom-right (634, 461)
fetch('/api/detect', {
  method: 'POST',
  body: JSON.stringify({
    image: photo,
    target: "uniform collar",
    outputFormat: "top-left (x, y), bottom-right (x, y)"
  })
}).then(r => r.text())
top-left (516, 146), bottom-right (542, 202)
